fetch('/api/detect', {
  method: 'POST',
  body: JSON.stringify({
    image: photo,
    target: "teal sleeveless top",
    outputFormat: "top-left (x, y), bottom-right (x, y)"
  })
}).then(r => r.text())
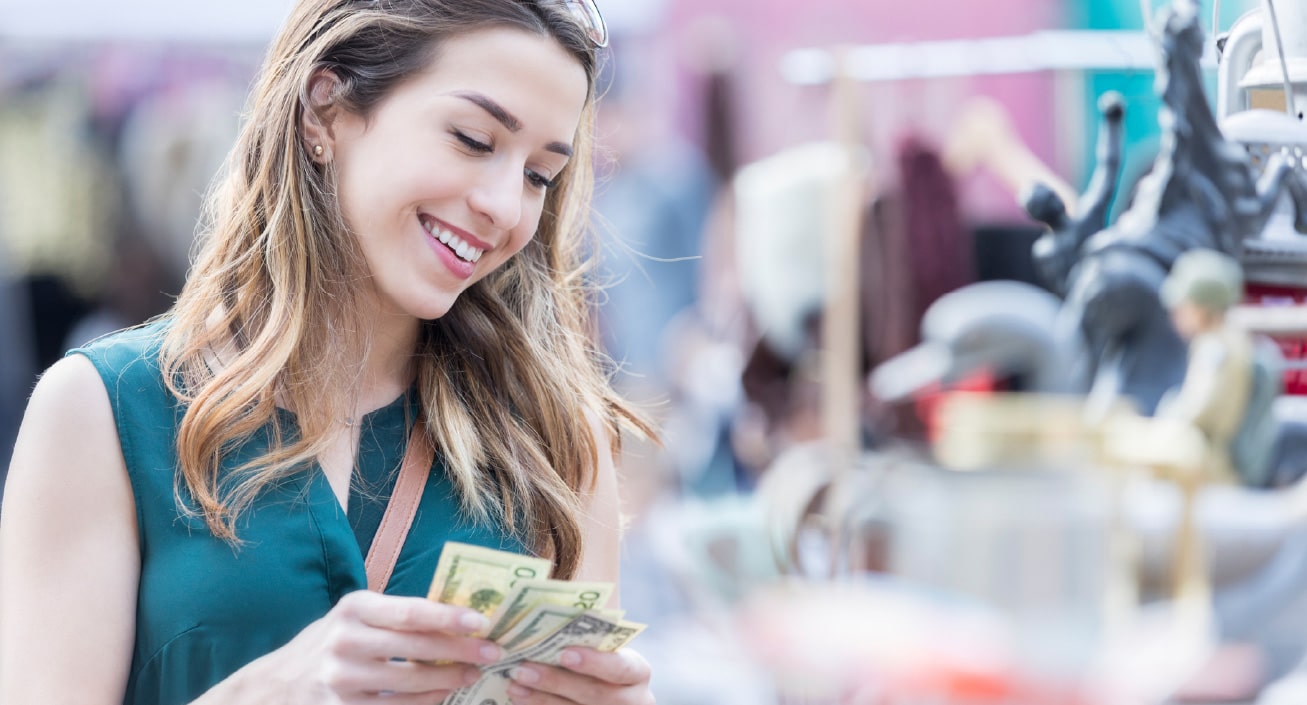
top-left (71, 321), bottom-right (525, 705)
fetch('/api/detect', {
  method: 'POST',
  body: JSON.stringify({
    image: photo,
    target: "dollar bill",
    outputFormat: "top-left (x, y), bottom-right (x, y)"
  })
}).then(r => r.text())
top-left (427, 542), bottom-right (552, 621)
top-left (485, 578), bottom-right (615, 641)
top-left (597, 618), bottom-right (645, 653)
top-left (445, 612), bottom-right (647, 705)
top-left (496, 603), bottom-right (626, 653)
top-left (506, 611), bottom-right (645, 664)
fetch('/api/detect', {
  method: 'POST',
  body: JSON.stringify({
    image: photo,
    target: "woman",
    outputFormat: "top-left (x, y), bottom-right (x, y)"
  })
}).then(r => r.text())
top-left (0, 1), bottom-right (655, 704)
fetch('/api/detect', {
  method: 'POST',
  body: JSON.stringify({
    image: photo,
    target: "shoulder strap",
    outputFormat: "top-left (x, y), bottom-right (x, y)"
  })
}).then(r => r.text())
top-left (364, 421), bottom-right (434, 592)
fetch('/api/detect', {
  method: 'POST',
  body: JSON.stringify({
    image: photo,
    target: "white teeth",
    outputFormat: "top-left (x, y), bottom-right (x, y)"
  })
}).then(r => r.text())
top-left (423, 219), bottom-right (485, 263)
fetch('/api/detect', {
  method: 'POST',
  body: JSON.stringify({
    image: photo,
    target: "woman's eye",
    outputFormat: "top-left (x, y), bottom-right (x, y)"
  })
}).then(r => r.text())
top-left (453, 131), bottom-right (492, 153)
top-left (525, 168), bottom-right (557, 191)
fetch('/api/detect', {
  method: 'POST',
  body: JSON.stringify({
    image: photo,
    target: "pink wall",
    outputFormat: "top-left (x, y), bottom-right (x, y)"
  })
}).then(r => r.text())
top-left (652, 0), bottom-right (1066, 221)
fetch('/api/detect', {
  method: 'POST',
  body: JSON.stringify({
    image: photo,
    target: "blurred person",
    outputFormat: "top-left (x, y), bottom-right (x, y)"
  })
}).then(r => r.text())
top-left (0, 238), bottom-right (34, 491)
top-left (626, 34), bottom-right (757, 498)
top-left (114, 76), bottom-right (246, 282)
top-left (593, 28), bottom-right (717, 397)
top-left (62, 233), bottom-right (177, 350)
top-left (60, 77), bottom-right (248, 352)
top-left (67, 74), bottom-right (246, 350)
top-left (0, 2), bottom-right (657, 704)
top-left (0, 68), bottom-right (122, 367)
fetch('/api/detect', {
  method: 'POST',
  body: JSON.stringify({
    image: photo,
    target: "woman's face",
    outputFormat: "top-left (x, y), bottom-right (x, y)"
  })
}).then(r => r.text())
top-left (326, 27), bottom-right (589, 321)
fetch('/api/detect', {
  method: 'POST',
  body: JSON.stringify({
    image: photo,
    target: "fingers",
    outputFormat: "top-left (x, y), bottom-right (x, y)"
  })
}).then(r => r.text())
top-left (336, 590), bottom-right (489, 635)
top-left (504, 649), bottom-right (653, 705)
top-left (317, 591), bottom-right (504, 697)
top-left (329, 659), bottom-right (478, 700)
top-left (328, 623), bottom-right (502, 666)
top-left (502, 684), bottom-right (578, 705)
top-left (344, 687), bottom-right (453, 705)
top-left (328, 592), bottom-right (502, 666)
top-left (553, 648), bottom-right (651, 687)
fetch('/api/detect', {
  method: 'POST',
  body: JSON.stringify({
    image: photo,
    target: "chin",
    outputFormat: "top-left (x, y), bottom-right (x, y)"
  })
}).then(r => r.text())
top-left (415, 302), bottom-right (457, 322)
top-left (412, 292), bottom-right (462, 321)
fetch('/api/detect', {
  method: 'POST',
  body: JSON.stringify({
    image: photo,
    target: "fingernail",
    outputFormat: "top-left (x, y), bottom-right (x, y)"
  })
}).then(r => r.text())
top-left (480, 643), bottom-right (502, 662)
top-left (460, 612), bottom-right (489, 632)
top-left (510, 665), bottom-right (540, 684)
top-left (560, 650), bottom-right (582, 668)
top-left (508, 683), bottom-right (532, 698)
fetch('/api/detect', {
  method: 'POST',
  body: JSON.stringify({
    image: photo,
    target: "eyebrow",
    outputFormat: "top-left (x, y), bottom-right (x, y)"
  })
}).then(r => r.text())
top-left (452, 91), bottom-right (574, 158)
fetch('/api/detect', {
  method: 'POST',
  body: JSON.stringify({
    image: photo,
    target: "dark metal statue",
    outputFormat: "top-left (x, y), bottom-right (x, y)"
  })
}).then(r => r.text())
top-left (1024, 0), bottom-right (1307, 415)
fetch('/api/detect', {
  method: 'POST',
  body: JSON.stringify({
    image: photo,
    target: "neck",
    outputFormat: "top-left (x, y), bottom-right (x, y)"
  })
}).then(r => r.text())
top-left (354, 309), bottom-right (420, 413)
top-left (204, 301), bottom-right (421, 422)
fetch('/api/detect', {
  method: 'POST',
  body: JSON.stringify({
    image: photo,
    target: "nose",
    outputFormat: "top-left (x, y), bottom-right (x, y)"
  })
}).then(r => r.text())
top-left (467, 162), bottom-right (523, 232)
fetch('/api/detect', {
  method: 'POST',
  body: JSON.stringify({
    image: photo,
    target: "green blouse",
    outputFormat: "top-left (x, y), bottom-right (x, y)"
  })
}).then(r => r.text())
top-left (72, 321), bottom-right (523, 705)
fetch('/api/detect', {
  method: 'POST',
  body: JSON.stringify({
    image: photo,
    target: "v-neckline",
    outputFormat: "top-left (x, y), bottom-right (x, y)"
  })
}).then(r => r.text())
top-left (277, 388), bottom-right (416, 533)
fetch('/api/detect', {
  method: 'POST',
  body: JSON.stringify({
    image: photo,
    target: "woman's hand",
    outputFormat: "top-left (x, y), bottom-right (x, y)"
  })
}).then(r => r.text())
top-left (205, 590), bottom-right (504, 705)
top-left (503, 647), bottom-right (654, 705)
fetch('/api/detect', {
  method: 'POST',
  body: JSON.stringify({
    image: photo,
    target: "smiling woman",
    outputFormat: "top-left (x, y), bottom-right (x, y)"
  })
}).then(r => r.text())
top-left (0, 2), bottom-right (655, 705)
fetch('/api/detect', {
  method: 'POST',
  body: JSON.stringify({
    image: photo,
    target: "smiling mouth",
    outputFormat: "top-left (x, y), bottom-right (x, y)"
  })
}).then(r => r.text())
top-left (420, 215), bottom-right (484, 263)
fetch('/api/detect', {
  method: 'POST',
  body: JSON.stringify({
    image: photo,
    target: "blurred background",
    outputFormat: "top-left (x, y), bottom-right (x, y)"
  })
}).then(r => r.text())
top-left (5, 0), bottom-right (1307, 703)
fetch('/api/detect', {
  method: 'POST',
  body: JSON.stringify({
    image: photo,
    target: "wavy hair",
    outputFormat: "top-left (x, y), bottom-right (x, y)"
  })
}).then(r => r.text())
top-left (161, 0), bottom-right (649, 578)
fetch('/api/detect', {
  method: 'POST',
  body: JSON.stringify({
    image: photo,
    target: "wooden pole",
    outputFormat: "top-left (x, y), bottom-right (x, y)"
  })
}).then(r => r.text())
top-left (823, 48), bottom-right (865, 479)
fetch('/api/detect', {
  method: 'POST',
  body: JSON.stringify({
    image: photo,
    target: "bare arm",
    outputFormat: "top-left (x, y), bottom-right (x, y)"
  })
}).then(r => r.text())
top-left (0, 355), bottom-right (139, 704)
top-left (572, 412), bottom-right (624, 606)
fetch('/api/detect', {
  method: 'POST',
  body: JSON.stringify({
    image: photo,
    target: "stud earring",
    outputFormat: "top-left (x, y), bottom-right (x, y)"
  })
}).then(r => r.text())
top-left (313, 144), bottom-right (324, 157)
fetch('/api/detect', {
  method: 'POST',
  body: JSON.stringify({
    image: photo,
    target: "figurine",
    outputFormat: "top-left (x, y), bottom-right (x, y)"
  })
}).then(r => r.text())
top-left (1156, 248), bottom-right (1278, 483)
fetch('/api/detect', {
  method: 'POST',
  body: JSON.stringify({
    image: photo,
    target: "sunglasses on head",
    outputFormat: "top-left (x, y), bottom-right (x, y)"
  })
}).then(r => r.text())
top-left (547, 0), bottom-right (608, 48)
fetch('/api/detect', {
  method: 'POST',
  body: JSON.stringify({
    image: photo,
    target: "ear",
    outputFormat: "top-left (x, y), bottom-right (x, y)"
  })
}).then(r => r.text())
top-left (301, 68), bottom-right (345, 163)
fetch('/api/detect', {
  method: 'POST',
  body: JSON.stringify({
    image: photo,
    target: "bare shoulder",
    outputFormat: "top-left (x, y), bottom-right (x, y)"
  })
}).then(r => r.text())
top-left (11, 353), bottom-right (123, 472)
top-left (0, 354), bottom-right (139, 702)
top-left (3, 351), bottom-right (133, 535)
top-left (26, 352), bottom-right (115, 414)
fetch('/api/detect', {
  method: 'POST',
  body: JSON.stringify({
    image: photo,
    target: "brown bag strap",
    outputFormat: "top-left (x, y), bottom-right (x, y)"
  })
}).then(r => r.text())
top-left (364, 421), bottom-right (434, 592)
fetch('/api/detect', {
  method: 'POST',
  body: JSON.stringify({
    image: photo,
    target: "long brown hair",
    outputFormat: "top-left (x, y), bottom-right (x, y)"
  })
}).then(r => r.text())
top-left (161, 0), bottom-right (649, 578)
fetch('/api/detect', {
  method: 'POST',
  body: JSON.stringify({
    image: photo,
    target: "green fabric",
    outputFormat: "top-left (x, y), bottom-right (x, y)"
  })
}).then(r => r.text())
top-left (71, 321), bottom-right (525, 705)
top-left (347, 392), bottom-right (413, 557)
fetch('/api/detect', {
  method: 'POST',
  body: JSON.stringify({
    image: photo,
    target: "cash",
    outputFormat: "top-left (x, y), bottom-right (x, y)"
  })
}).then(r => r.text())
top-left (496, 603), bottom-right (626, 653)
top-left (427, 542), bottom-right (552, 623)
top-left (444, 612), bottom-right (646, 705)
top-left (428, 542), bottom-right (646, 704)
top-left (485, 578), bottom-right (615, 641)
